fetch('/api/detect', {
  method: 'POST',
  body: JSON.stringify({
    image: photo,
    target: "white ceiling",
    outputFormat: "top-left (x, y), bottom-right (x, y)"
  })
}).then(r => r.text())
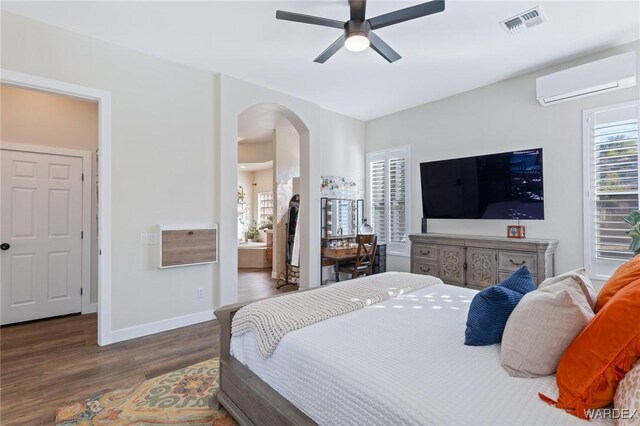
top-left (3, 1), bottom-right (639, 120)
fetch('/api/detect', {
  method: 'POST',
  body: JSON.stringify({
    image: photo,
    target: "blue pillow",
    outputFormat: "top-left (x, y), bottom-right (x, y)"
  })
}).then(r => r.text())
top-left (464, 267), bottom-right (535, 346)
top-left (499, 266), bottom-right (535, 294)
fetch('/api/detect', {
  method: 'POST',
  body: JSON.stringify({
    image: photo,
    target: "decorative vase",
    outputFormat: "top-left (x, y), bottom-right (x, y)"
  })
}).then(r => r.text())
top-left (360, 219), bottom-right (374, 235)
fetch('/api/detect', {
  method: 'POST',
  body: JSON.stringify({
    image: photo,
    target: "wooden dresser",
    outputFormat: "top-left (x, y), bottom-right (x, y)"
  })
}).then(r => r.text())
top-left (409, 233), bottom-right (558, 289)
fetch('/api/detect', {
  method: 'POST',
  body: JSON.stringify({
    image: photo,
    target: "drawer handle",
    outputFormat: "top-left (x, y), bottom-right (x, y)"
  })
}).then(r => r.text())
top-left (419, 250), bottom-right (431, 256)
top-left (419, 266), bottom-right (431, 273)
top-left (509, 259), bottom-right (526, 266)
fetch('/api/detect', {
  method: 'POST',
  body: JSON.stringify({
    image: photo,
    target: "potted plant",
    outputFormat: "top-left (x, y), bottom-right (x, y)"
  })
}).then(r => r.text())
top-left (245, 221), bottom-right (260, 242)
top-left (624, 211), bottom-right (640, 254)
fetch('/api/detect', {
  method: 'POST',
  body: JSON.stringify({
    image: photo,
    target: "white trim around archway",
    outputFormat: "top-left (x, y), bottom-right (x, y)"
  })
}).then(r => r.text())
top-left (218, 76), bottom-right (322, 309)
top-left (1, 69), bottom-right (113, 346)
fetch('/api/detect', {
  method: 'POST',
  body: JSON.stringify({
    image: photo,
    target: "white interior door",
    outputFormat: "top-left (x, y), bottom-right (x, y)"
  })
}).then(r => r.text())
top-left (1, 149), bottom-right (83, 324)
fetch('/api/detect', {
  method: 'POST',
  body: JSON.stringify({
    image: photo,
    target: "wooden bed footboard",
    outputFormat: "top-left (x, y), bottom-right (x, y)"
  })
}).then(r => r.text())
top-left (215, 299), bottom-right (315, 426)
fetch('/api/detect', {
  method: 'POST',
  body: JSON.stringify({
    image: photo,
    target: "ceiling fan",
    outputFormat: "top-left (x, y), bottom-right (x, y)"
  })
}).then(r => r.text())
top-left (276, 0), bottom-right (445, 63)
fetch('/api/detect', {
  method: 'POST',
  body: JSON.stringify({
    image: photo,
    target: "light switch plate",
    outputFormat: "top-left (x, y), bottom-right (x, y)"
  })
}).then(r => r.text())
top-left (141, 233), bottom-right (158, 245)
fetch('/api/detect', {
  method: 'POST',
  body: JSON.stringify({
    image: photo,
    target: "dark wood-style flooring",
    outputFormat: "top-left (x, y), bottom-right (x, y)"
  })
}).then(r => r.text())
top-left (238, 267), bottom-right (295, 302)
top-left (0, 268), bottom-right (291, 425)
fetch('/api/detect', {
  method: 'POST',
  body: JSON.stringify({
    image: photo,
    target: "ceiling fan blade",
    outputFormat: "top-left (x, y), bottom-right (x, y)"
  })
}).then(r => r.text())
top-left (368, 31), bottom-right (401, 63)
top-left (314, 34), bottom-right (346, 63)
top-left (349, 0), bottom-right (367, 21)
top-left (368, 0), bottom-right (445, 30)
top-left (276, 10), bottom-right (345, 29)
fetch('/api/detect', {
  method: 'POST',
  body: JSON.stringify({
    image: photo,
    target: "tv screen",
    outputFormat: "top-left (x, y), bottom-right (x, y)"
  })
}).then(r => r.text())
top-left (420, 148), bottom-right (544, 220)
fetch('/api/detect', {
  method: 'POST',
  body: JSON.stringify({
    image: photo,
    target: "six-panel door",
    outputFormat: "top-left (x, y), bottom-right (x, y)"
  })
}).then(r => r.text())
top-left (1, 150), bottom-right (83, 325)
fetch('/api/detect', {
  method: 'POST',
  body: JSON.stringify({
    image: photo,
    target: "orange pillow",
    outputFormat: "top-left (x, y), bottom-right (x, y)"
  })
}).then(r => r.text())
top-left (595, 255), bottom-right (640, 312)
top-left (540, 279), bottom-right (640, 419)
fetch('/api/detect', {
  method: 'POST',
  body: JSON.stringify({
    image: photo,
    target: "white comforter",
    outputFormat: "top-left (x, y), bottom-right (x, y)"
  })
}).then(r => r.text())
top-left (231, 281), bottom-right (609, 425)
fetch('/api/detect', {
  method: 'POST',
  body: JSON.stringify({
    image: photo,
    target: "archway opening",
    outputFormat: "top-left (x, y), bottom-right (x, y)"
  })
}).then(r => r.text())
top-left (235, 103), bottom-right (307, 303)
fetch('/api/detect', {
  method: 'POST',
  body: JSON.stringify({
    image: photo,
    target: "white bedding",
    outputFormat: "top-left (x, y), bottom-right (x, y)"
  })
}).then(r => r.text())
top-left (231, 281), bottom-right (610, 425)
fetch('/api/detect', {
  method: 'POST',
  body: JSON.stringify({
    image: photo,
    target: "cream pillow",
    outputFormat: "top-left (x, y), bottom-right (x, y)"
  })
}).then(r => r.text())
top-left (538, 267), bottom-right (597, 309)
top-left (614, 361), bottom-right (640, 426)
top-left (501, 277), bottom-right (595, 378)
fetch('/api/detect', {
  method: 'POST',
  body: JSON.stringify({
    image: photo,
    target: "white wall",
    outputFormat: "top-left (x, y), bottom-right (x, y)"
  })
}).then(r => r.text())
top-left (366, 41), bottom-right (640, 278)
top-left (1, 11), bottom-right (366, 340)
top-left (319, 108), bottom-right (366, 192)
top-left (273, 127), bottom-right (300, 277)
top-left (1, 12), bottom-right (217, 336)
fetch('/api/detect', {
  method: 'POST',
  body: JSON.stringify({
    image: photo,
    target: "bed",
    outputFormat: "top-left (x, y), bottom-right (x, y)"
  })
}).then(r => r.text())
top-left (215, 272), bottom-right (611, 425)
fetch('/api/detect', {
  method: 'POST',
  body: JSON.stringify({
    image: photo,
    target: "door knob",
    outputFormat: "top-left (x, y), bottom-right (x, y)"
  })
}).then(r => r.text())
top-left (0, 243), bottom-right (10, 251)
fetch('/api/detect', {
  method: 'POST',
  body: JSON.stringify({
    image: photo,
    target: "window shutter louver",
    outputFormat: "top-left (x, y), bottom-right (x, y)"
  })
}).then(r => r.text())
top-left (593, 119), bottom-right (639, 261)
top-left (370, 159), bottom-right (387, 244)
top-left (388, 156), bottom-right (407, 243)
top-left (367, 146), bottom-right (411, 255)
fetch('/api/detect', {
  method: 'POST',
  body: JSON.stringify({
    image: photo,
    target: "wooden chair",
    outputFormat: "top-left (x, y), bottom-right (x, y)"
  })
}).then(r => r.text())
top-left (338, 234), bottom-right (377, 280)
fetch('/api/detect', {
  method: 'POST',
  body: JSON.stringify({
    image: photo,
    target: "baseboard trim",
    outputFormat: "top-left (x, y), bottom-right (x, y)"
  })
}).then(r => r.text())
top-left (110, 310), bottom-right (216, 344)
top-left (82, 302), bottom-right (97, 314)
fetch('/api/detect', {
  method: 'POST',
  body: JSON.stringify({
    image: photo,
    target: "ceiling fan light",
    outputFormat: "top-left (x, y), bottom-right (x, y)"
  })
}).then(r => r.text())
top-left (344, 34), bottom-right (370, 52)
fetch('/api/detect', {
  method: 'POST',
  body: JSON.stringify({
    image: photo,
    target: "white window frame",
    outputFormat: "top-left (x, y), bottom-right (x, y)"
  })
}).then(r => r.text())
top-left (366, 145), bottom-right (411, 257)
top-left (583, 99), bottom-right (640, 280)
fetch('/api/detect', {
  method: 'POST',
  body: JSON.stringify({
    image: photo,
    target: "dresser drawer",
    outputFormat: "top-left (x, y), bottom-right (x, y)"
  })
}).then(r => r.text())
top-left (413, 244), bottom-right (437, 261)
top-left (413, 261), bottom-right (438, 276)
top-left (498, 252), bottom-right (538, 273)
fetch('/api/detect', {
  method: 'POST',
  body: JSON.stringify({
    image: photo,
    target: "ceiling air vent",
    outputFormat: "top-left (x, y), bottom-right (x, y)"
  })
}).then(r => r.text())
top-left (500, 7), bottom-right (546, 35)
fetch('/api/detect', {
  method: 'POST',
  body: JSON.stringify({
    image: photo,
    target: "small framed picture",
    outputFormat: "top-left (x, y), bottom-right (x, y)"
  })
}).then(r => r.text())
top-left (507, 225), bottom-right (526, 239)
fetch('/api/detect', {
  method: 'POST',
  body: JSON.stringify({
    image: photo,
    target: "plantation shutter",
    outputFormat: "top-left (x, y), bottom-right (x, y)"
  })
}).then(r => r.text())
top-left (585, 101), bottom-right (640, 278)
top-left (367, 146), bottom-right (411, 255)
top-left (370, 158), bottom-right (387, 244)
top-left (389, 156), bottom-right (407, 243)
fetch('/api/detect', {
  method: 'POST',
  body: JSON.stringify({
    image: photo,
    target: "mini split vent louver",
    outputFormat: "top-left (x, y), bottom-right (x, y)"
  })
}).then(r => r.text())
top-left (500, 7), bottom-right (546, 35)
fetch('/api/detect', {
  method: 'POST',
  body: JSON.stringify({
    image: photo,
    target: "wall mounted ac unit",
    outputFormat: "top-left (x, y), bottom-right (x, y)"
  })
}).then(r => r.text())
top-left (536, 51), bottom-right (637, 106)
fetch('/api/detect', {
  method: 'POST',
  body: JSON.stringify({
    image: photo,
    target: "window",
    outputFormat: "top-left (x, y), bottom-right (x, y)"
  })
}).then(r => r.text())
top-left (367, 146), bottom-right (411, 256)
top-left (257, 192), bottom-right (273, 227)
top-left (584, 100), bottom-right (640, 279)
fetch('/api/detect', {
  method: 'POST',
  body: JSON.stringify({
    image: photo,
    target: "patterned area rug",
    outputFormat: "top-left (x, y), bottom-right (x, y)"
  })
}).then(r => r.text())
top-left (55, 358), bottom-right (235, 425)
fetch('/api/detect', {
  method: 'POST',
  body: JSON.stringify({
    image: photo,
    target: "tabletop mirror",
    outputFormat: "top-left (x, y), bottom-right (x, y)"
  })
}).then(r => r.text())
top-left (326, 199), bottom-right (356, 238)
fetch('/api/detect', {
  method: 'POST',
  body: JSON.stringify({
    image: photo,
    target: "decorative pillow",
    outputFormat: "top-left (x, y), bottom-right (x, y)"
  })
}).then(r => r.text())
top-left (464, 267), bottom-right (535, 346)
top-left (538, 267), bottom-right (597, 310)
top-left (465, 286), bottom-right (524, 346)
top-left (501, 278), bottom-right (595, 378)
top-left (595, 255), bottom-right (640, 312)
top-left (541, 279), bottom-right (640, 419)
top-left (499, 266), bottom-right (536, 294)
top-left (614, 361), bottom-right (640, 426)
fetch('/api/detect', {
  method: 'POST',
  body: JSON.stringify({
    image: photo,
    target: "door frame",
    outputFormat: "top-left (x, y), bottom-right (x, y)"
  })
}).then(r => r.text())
top-left (1, 142), bottom-right (94, 314)
top-left (1, 69), bottom-right (113, 345)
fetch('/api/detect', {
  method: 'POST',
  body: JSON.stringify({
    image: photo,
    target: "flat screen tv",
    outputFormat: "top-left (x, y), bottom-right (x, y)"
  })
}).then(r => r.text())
top-left (420, 148), bottom-right (544, 220)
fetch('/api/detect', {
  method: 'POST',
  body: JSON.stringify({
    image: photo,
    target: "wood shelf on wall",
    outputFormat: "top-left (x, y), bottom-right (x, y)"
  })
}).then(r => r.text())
top-left (158, 224), bottom-right (218, 268)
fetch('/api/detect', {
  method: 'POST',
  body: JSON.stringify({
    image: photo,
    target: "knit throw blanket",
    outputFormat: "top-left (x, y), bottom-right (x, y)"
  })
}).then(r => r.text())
top-left (231, 272), bottom-right (443, 358)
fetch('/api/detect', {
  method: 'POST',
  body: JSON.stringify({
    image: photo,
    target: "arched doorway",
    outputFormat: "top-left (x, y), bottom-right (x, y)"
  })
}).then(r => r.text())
top-left (217, 78), bottom-right (321, 308)
top-left (236, 104), bottom-right (301, 301)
